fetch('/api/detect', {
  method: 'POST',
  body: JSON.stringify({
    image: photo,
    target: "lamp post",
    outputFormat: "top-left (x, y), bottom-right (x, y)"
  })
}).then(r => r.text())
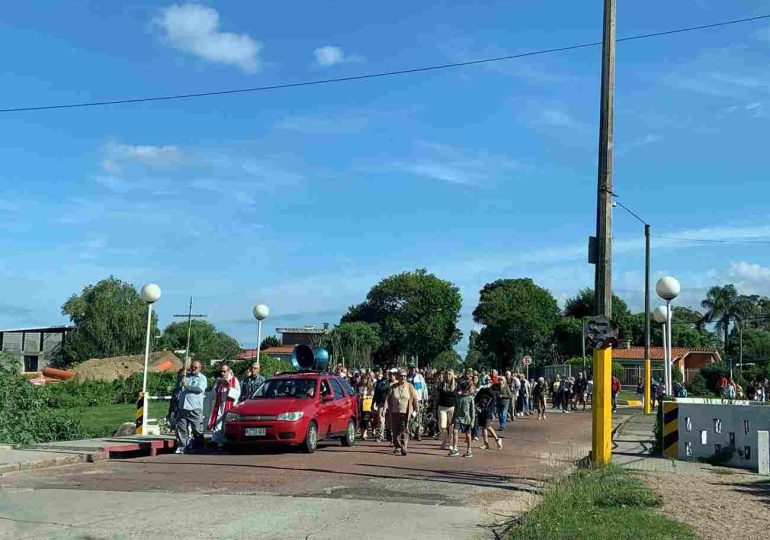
top-left (139, 283), bottom-right (161, 436)
top-left (653, 305), bottom-right (668, 396)
top-left (656, 276), bottom-right (680, 395)
top-left (252, 304), bottom-right (269, 369)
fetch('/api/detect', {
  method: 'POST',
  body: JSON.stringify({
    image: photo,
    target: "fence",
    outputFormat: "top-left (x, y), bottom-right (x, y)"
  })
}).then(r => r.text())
top-left (532, 363), bottom-right (666, 388)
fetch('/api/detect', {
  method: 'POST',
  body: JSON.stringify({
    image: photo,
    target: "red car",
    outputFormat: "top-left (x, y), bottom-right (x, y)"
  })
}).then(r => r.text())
top-left (224, 372), bottom-right (358, 453)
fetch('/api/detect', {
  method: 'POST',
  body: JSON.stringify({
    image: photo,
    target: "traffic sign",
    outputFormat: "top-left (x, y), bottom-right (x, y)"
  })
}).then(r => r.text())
top-left (522, 355), bottom-right (532, 366)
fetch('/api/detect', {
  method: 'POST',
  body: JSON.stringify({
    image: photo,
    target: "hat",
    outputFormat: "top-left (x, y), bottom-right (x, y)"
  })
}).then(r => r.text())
top-left (388, 368), bottom-right (399, 373)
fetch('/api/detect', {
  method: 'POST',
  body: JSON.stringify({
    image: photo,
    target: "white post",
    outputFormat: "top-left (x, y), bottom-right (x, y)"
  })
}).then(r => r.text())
top-left (662, 321), bottom-right (669, 396)
top-left (666, 300), bottom-right (674, 396)
top-left (256, 319), bottom-right (262, 370)
top-left (141, 302), bottom-right (153, 436)
top-left (758, 431), bottom-right (769, 475)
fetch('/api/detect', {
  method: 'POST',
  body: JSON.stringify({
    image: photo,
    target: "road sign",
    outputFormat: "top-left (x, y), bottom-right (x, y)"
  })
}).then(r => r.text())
top-left (522, 355), bottom-right (532, 366)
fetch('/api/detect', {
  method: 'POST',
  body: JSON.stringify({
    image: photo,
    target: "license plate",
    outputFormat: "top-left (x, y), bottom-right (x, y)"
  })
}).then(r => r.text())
top-left (245, 427), bottom-right (266, 437)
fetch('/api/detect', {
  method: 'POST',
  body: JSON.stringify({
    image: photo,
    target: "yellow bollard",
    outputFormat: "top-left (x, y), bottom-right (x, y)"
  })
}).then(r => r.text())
top-left (135, 394), bottom-right (144, 435)
top-left (643, 358), bottom-right (652, 415)
top-left (591, 346), bottom-right (613, 465)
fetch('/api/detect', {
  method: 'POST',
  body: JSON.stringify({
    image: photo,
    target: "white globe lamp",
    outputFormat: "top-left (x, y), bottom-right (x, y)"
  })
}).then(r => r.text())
top-left (652, 305), bottom-right (668, 324)
top-left (253, 304), bottom-right (270, 321)
top-left (655, 276), bottom-right (680, 301)
top-left (140, 283), bottom-right (162, 304)
top-left (138, 282), bottom-right (161, 436)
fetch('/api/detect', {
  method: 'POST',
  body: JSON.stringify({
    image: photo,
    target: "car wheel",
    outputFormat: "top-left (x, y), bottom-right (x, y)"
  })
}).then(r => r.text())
top-left (341, 419), bottom-right (356, 447)
top-left (303, 421), bottom-right (318, 453)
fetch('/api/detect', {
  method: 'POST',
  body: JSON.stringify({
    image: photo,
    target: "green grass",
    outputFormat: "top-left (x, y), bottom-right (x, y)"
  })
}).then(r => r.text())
top-left (618, 389), bottom-right (641, 403)
top-left (509, 466), bottom-right (694, 540)
top-left (65, 403), bottom-right (137, 438)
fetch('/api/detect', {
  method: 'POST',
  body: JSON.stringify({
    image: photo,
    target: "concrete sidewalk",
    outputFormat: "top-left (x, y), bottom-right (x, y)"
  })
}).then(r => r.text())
top-left (0, 436), bottom-right (175, 475)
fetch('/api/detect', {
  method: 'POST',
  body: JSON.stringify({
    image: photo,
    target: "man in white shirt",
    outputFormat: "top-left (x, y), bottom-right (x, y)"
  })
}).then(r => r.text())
top-left (407, 365), bottom-right (428, 441)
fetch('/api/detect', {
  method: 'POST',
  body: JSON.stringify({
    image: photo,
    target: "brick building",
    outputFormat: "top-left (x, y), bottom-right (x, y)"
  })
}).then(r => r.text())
top-left (0, 325), bottom-right (73, 372)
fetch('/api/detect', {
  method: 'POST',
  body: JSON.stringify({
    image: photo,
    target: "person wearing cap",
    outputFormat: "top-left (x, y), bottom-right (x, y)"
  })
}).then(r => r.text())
top-left (407, 364), bottom-right (428, 441)
top-left (385, 369), bottom-right (418, 456)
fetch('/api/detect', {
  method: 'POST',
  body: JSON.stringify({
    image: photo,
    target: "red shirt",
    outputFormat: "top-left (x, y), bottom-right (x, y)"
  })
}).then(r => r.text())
top-left (611, 377), bottom-right (621, 393)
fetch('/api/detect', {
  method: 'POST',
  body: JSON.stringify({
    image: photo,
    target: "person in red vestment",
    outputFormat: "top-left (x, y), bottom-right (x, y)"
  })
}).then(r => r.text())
top-left (209, 360), bottom-right (241, 444)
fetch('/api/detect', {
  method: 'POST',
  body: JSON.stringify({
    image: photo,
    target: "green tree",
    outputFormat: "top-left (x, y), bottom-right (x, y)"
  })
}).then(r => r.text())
top-left (157, 320), bottom-right (241, 362)
top-left (61, 276), bottom-right (159, 364)
top-left (260, 335), bottom-right (281, 350)
top-left (563, 288), bottom-right (633, 340)
top-left (701, 284), bottom-right (750, 355)
top-left (629, 312), bottom-right (718, 349)
top-left (431, 350), bottom-right (462, 370)
top-left (0, 352), bottom-right (20, 375)
top-left (472, 278), bottom-right (560, 369)
top-left (554, 317), bottom-right (585, 358)
top-left (322, 322), bottom-right (381, 368)
top-left (729, 327), bottom-right (770, 372)
top-left (342, 269), bottom-right (462, 364)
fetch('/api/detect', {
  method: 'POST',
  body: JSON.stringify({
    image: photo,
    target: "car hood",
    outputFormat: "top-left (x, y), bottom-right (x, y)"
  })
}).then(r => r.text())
top-left (233, 398), bottom-right (313, 416)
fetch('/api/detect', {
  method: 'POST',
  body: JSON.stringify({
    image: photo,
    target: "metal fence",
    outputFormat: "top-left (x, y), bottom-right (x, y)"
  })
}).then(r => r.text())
top-left (531, 363), bottom-right (667, 388)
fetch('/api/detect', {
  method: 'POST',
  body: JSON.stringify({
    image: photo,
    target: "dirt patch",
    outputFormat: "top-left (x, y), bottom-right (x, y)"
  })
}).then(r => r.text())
top-left (642, 470), bottom-right (770, 539)
top-left (74, 351), bottom-right (182, 382)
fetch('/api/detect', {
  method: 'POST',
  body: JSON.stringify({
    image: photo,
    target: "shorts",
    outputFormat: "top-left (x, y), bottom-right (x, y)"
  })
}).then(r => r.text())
top-left (478, 412), bottom-right (493, 428)
top-left (456, 423), bottom-right (473, 434)
top-left (438, 406), bottom-right (455, 430)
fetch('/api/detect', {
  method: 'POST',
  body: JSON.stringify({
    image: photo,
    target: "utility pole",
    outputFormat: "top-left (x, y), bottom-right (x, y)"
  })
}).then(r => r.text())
top-left (644, 224), bottom-right (652, 415)
top-left (173, 297), bottom-right (208, 371)
top-left (581, 319), bottom-right (587, 370)
top-left (592, 0), bottom-right (616, 466)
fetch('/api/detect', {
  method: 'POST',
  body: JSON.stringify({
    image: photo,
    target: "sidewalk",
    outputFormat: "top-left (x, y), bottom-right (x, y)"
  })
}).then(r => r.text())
top-left (0, 436), bottom-right (175, 475)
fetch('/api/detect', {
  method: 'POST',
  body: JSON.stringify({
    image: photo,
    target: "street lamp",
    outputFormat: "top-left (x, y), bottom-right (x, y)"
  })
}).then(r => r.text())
top-left (656, 276), bottom-right (680, 395)
top-left (252, 304), bottom-right (269, 369)
top-left (652, 305), bottom-right (668, 396)
top-left (139, 283), bottom-right (161, 436)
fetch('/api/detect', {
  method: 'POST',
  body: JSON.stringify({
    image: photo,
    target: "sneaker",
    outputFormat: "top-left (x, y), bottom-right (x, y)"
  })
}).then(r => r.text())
top-left (401, 448), bottom-right (407, 456)
top-left (393, 448), bottom-right (401, 455)
top-left (463, 451), bottom-right (473, 458)
top-left (496, 439), bottom-right (503, 450)
top-left (448, 449), bottom-right (459, 457)
top-left (472, 436), bottom-right (479, 441)
top-left (174, 448), bottom-right (184, 454)
top-left (542, 415), bottom-right (547, 420)
top-left (479, 443), bottom-right (490, 450)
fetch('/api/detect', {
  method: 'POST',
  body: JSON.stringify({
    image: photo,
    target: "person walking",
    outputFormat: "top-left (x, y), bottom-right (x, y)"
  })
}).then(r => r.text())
top-left (533, 377), bottom-right (548, 420)
top-left (436, 370), bottom-right (457, 450)
top-left (209, 360), bottom-right (241, 446)
top-left (476, 384), bottom-right (503, 450)
top-left (385, 370), bottom-right (418, 456)
top-left (497, 376), bottom-right (513, 430)
top-left (373, 369), bottom-right (392, 441)
top-left (174, 361), bottom-right (207, 454)
top-left (407, 364), bottom-right (428, 441)
top-left (574, 372), bottom-right (588, 411)
top-left (448, 379), bottom-right (475, 458)
top-left (611, 375), bottom-right (621, 412)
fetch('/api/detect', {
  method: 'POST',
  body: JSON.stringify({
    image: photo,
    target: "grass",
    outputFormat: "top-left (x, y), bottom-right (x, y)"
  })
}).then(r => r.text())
top-left (509, 465), bottom-right (694, 540)
top-left (618, 389), bottom-right (641, 403)
top-left (65, 403), bottom-right (137, 438)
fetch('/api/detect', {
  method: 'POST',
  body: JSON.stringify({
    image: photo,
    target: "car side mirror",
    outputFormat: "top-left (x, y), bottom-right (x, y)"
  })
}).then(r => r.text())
top-left (321, 393), bottom-right (334, 402)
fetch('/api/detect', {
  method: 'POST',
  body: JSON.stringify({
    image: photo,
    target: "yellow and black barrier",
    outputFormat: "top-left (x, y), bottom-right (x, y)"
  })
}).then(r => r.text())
top-left (135, 395), bottom-right (144, 435)
top-left (662, 401), bottom-right (678, 458)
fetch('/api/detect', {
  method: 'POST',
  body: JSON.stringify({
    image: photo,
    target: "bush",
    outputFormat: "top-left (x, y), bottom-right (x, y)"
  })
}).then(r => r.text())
top-left (612, 362), bottom-right (625, 379)
top-left (204, 355), bottom-right (293, 386)
top-left (0, 373), bottom-right (86, 445)
top-left (700, 363), bottom-right (728, 393)
top-left (0, 351), bottom-right (21, 375)
top-left (40, 379), bottom-right (115, 408)
top-left (686, 374), bottom-right (712, 397)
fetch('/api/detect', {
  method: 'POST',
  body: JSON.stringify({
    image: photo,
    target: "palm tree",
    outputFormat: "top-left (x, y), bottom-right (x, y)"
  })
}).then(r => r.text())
top-left (700, 285), bottom-right (748, 354)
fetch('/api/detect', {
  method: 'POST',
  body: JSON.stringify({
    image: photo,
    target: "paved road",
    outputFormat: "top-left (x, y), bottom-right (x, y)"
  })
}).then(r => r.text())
top-left (0, 410), bottom-right (593, 539)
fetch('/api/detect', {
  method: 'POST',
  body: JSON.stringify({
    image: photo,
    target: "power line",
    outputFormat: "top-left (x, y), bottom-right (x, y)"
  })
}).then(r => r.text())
top-left (655, 235), bottom-right (770, 245)
top-left (2, 13), bottom-right (770, 113)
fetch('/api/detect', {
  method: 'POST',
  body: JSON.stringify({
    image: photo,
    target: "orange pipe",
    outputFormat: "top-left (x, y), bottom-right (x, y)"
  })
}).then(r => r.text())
top-left (42, 367), bottom-right (75, 380)
top-left (154, 360), bottom-right (174, 371)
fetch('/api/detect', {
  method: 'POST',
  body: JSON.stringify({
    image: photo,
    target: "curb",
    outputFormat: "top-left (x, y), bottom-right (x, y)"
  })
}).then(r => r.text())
top-left (0, 450), bottom-right (107, 475)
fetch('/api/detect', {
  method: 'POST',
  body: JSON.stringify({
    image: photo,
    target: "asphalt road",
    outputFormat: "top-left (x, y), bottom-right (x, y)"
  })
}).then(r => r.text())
top-left (0, 410), bottom-right (593, 539)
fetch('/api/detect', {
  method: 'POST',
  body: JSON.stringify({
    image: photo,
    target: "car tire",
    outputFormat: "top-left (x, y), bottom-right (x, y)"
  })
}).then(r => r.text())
top-left (341, 419), bottom-right (356, 447)
top-left (303, 421), bottom-right (318, 454)
top-left (224, 443), bottom-right (244, 454)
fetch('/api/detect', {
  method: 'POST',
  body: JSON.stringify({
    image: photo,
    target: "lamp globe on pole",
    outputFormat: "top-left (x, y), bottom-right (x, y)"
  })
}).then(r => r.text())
top-left (139, 283), bottom-right (161, 436)
top-left (252, 304), bottom-right (269, 369)
top-left (656, 276), bottom-right (680, 396)
top-left (652, 305), bottom-right (668, 324)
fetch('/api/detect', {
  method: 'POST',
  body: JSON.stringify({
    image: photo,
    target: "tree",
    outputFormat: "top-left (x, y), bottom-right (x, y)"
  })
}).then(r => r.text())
top-left (341, 269), bottom-right (462, 364)
top-left (563, 288), bottom-right (633, 340)
top-left (260, 335), bottom-right (281, 350)
top-left (701, 284), bottom-right (749, 354)
top-left (553, 317), bottom-right (584, 358)
top-left (157, 320), bottom-right (241, 362)
top-left (0, 352), bottom-right (20, 375)
top-left (472, 278), bottom-right (560, 369)
top-left (321, 322), bottom-right (381, 368)
top-left (729, 327), bottom-right (770, 373)
top-left (431, 350), bottom-right (462, 370)
top-left (629, 311), bottom-right (718, 349)
top-left (61, 277), bottom-right (159, 364)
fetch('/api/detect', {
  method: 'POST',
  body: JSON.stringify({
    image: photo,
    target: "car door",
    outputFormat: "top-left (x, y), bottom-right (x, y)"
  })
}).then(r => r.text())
top-left (329, 378), bottom-right (347, 433)
top-left (317, 378), bottom-right (336, 436)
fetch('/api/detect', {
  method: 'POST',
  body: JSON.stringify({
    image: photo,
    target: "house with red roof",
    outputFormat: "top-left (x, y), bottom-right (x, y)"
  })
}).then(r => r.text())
top-left (612, 344), bottom-right (721, 384)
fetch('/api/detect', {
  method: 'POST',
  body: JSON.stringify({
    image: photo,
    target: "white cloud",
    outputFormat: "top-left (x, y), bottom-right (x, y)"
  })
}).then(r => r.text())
top-left (725, 261), bottom-right (770, 294)
top-left (313, 45), bottom-right (362, 66)
top-left (531, 108), bottom-right (590, 133)
top-left (101, 141), bottom-right (182, 175)
top-left (155, 3), bottom-right (262, 73)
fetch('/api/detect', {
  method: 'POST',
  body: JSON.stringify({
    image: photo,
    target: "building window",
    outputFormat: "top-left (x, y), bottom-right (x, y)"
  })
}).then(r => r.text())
top-left (713, 418), bottom-right (722, 434)
top-left (700, 431), bottom-right (708, 445)
top-left (685, 417), bottom-right (692, 432)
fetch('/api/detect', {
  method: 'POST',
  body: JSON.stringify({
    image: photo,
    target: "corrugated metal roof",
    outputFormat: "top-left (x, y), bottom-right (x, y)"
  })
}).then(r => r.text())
top-left (0, 325), bottom-right (73, 333)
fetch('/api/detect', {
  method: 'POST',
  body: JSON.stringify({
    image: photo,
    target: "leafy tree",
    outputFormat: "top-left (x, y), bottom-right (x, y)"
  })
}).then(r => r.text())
top-left (472, 278), bottom-right (560, 369)
top-left (0, 352), bottom-right (20, 375)
top-left (554, 317), bottom-right (585, 358)
top-left (629, 312), bottom-right (718, 349)
top-left (342, 269), bottom-right (462, 364)
top-left (260, 335), bottom-right (281, 350)
top-left (431, 350), bottom-right (462, 370)
top-left (728, 327), bottom-right (770, 372)
top-left (563, 288), bottom-right (633, 340)
top-left (463, 349), bottom-right (484, 370)
top-left (157, 320), bottom-right (240, 362)
top-left (61, 276), bottom-right (159, 364)
top-left (321, 322), bottom-right (381, 368)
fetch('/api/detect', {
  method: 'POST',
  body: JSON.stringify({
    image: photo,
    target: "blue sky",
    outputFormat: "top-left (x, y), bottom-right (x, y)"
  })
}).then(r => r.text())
top-left (3, 1), bottom-right (770, 354)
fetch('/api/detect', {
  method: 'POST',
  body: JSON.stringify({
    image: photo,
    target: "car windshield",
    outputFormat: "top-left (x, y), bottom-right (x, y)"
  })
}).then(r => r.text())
top-left (252, 378), bottom-right (317, 399)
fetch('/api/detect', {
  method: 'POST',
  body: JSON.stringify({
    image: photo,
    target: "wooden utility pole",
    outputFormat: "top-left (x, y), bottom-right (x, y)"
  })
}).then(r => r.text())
top-left (173, 297), bottom-right (208, 371)
top-left (592, 0), bottom-right (616, 466)
top-left (644, 224), bottom-right (653, 414)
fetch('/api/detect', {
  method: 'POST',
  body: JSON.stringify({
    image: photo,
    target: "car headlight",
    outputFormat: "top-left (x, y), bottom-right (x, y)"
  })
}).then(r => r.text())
top-left (225, 412), bottom-right (241, 422)
top-left (276, 411), bottom-right (304, 421)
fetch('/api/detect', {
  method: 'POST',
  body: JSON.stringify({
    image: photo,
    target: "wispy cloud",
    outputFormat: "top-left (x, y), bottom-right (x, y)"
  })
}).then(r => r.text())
top-left (276, 113), bottom-right (370, 135)
top-left (154, 3), bottom-right (262, 73)
top-left (101, 141), bottom-right (182, 175)
top-left (529, 107), bottom-right (591, 133)
top-left (313, 45), bottom-right (363, 66)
